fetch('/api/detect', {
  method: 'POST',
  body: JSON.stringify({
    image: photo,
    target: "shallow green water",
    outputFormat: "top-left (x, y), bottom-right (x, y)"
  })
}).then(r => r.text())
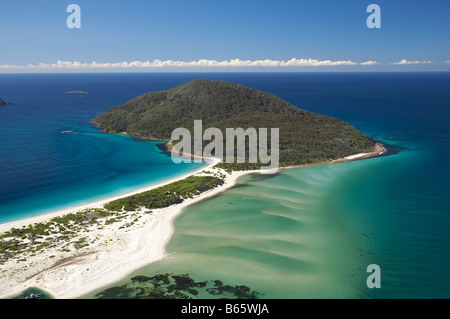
top-left (86, 138), bottom-right (450, 299)
top-left (79, 72), bottom-right (450, 299)
top-left (86, 158), bottom-right (394, 299)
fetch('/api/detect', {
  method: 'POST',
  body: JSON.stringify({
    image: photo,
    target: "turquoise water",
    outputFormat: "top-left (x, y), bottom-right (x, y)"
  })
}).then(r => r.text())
top-left (0, 74), bottom-right (207, 224)
top-left (1, 73), bottom-right (449, 298)
top-left (0, 128), bottom-right (205, 224)
top-left (86, 138), bottom-right (449, 299)
top-left (83, 72), bottom-right (450, 299)
top-left (86, 165), bottom-right (370, 298)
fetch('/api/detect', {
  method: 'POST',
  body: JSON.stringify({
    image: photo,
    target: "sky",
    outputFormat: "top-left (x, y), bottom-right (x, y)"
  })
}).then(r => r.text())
top-left (0, 0), bottom-right (449, 72)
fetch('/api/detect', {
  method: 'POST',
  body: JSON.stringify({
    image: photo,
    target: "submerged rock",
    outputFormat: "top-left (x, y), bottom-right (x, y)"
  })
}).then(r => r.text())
top-left (96, 273), bottom-right (263, 299)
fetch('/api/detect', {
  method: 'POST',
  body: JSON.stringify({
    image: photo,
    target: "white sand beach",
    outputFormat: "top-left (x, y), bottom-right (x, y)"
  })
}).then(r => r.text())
top-left (0, 143), bottom-right (386, 299)
top-left (0, 156), bottom-right (260, 299)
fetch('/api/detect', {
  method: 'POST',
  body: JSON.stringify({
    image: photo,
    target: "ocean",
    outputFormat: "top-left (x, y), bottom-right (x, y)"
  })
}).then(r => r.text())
top-left (1, 72), bottom-right (449, 298)
top-left (0, 73), bottom-right (207, 224)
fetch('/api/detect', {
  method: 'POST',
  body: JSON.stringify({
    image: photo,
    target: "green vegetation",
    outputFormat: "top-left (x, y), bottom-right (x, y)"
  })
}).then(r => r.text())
top-left (94, 79), bottom-right (376, 168)
top-left (104, 175), bottom-right (224, 212)
top-left (0, 174), bottom-right (225, 265)
top-left (0, 208), bottom-right (119, 264)
top-left (215, 161), bottom-right (265, 173)
top-left (95, 273), bottom-right (263, 299)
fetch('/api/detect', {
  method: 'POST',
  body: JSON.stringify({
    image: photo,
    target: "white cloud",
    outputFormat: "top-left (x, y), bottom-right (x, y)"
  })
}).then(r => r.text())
top-left (360, 61), bottom-right (378, 65)
top-left (392, 59), bottom-right (432, 65)
top-left (0, 58), bottom-right (378, 70)
top-left (446, 60), bottom-right (450, 63)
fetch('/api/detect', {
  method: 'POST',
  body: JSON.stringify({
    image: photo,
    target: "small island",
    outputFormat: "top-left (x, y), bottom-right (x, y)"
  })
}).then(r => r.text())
top-left (94, 78), bottom-right (378, 169)
top-left (66, 91), bottom-right (88, 94)
top-left (0, 97), bottom-right (13, 106)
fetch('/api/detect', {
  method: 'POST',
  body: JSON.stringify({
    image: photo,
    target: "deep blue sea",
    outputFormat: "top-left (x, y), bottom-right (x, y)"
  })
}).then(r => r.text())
top-left (0, 73), bottom-right (210, 223)
top-left (1, 72), bottom-right (449, 298)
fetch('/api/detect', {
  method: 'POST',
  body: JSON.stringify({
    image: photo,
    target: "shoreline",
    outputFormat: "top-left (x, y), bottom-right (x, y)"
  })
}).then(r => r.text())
top-left (278, 142), bottom-right (386, 170)
top-left (0, 142), bottom-right (386, 299)
top-left (0, 155), bottom-right (213, 233)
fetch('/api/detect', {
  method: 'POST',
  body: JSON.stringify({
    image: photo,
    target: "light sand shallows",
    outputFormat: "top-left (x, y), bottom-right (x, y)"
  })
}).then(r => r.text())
top-left (0, 158), bottom-right (261, 299)
top-left (0, 142), bottom-right (386, 299)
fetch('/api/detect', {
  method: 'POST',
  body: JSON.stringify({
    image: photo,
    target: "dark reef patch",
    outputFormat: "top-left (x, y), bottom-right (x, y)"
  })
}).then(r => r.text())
top-left (95, 273), bottom-right (263, 299)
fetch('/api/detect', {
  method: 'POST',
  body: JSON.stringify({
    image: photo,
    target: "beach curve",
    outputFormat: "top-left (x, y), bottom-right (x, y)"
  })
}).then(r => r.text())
top-left (0, 142), bottom-right (386, 299)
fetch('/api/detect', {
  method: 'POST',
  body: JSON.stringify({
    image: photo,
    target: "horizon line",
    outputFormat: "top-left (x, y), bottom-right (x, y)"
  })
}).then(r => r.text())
top-left (1, 58), bottom-right (448, 73)
top-left (1, 70), bottom-right (450, 75)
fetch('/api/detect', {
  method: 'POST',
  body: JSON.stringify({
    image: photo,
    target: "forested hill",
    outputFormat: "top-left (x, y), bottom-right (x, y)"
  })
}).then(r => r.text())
top-left (94, 79), bottom-right (375, 166)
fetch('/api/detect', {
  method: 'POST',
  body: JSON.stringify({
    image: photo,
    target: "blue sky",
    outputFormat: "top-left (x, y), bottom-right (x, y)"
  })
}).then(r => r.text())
top-left (1, 0), bottom-right (449, 72)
